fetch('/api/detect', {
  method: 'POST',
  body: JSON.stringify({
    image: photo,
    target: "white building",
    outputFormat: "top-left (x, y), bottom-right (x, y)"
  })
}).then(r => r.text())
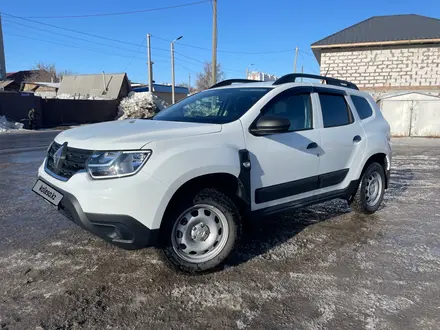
top-left (247, 71), bottom-right (278, 82)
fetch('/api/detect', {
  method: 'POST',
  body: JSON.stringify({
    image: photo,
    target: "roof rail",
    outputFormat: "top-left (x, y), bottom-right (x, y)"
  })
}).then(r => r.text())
top-left (272, 73), bottom-right (359, 90)
top-left (209, 79), bottom-right (261, 89)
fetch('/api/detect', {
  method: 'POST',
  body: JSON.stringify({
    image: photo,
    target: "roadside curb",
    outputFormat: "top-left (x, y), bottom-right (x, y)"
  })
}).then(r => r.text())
top-left (0, 146), bottom-right (48, 155)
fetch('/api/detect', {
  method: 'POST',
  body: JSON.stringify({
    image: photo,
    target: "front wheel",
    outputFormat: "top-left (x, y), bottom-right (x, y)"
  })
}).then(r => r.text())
top-left (351, 162), bottom-right (386, 214)
top-left (161, 188), bottom-right (241, 273)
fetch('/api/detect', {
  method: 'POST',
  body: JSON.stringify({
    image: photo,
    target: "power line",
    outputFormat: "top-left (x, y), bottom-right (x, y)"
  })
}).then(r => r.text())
top-left (3, 19), bottom-right (174, 64)
top-left (3, 12), bottom-right (241, 74)
top-left (175, 51), bottom-right (205, 64)
top-left (5, 30), bottom-right (172, 66)
top-left (3, 17), bottom-right (215, 73)
top-left (299, 49), bottom-right (317, 59)
top-left (2, 18), bottom-right (150, 54)
top-left (1, 12), bottom-right (166, 50)
top-left (175, 54), bottom-right (241, 73)
top-left (298, 51), bottom-right (320, 74)
top-left (152, 35), bottom-right (296, 55)
top-left (123, 38), bottom-right (145, 72)
top-left (6, 18), bottom-right (180, 63)
top-left (3, 32), bottom-right (146, 60)
top-left (175, 63), bottom-right (199, 74)
top-left (20, 0), bottom-right (211, 19)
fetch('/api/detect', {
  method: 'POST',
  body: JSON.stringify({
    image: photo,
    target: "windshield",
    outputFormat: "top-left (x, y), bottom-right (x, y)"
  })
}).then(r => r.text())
top-left (153, 87), bottom-right (271, 124)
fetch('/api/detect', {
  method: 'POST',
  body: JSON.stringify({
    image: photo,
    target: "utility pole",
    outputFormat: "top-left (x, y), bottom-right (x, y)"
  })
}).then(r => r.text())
top-left (293, 46), bottom-right (299, 73)
top-left (147, 34), bottom-right (153, 93)
top-left (0, 14), bottom-right (6, 80)
top-left (171, 36), bottom-right (183, 104)
top-left (246, 63), bottom-right (254, 79)
top-left (211, 0), bottom-right (217, 85)
top-left (188, 73), bottom-right (191, 93)
top-left (171, 41), bottom-right (175, 104)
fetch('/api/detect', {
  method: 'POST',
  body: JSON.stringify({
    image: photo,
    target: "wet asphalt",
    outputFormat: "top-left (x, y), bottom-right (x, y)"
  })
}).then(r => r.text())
top-left (1, 133), bottom-right (440, 330)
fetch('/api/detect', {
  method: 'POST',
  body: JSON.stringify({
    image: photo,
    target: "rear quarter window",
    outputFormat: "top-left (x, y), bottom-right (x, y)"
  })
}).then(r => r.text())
top-left (351, 95), bottom-right (373, 120)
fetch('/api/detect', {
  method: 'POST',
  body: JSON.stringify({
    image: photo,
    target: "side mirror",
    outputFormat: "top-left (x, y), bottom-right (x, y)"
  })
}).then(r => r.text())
top-left (250, 115), bottom-right (291, 135)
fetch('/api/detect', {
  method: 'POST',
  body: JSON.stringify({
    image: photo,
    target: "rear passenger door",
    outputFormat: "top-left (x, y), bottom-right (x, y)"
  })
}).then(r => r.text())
top-left (316, 90), bottom-right (366, 191)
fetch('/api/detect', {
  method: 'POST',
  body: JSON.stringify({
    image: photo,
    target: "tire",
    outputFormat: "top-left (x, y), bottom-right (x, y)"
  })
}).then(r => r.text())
top-left (161, 188), bottom-right (241, 273)
top-left (351, 162), bottom-right (386, 214)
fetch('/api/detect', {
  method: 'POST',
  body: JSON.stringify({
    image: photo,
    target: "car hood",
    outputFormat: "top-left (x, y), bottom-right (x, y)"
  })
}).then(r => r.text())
top-left (55, 119), bottom-right (222, 150)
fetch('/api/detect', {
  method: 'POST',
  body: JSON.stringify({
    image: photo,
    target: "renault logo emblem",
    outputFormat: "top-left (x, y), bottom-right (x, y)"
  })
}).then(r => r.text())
top-left (53, 142), bottom-right (67, 174)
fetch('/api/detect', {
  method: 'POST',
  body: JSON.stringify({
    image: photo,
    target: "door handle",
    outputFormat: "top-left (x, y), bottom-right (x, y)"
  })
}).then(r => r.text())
top-left (307, 142), bottom-right (318, 149)
top-left (353, 135), bottom-right (362, 143)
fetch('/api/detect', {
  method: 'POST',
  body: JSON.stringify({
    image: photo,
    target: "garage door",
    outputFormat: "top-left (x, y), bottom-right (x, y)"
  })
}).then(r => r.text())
top-left (380, 94), bottom-right (440, 137)
top-left (381, 100), bottom-right (412, 136)
top-left (411, 100), bottom-right (440, 137)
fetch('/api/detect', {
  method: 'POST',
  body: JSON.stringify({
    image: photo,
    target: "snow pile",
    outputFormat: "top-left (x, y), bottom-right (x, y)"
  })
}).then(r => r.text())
top-left (56, 93), bottom-right (108, 100)
top-left (117, 92), bottom-right (168, 120)
top-left (0, 116), bottom-right (24, 133)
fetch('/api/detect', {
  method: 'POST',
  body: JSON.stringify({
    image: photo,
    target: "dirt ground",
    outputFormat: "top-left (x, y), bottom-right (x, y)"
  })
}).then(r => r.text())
top-left (1, 135), bottom-right (440, 329)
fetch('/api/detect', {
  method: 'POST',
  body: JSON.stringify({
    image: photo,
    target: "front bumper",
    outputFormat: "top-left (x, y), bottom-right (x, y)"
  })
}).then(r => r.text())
top-left (38, 177), bottom-right (159, 249)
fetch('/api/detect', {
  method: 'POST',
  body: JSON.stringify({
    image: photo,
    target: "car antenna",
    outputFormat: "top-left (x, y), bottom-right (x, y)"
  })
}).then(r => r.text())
top-left (321, 68), bottom-right (330, 84)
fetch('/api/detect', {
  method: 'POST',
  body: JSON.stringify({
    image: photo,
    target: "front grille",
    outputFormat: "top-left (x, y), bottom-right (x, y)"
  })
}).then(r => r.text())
top-left (46, 142), bottom-right (93, 180)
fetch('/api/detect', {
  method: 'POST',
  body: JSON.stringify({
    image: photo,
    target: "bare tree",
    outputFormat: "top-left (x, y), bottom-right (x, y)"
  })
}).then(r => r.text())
top-left (25, 62), bottom-right (73, 82)
top-left (177, 82), bottom-right (195, 94)
top-left (195, 62), bottom-right (225, 91)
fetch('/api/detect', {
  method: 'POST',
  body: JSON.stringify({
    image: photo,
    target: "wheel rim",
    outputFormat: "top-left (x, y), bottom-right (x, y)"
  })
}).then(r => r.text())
top-left (365, 171), bottom-right (383, 207)
top-left (171, 204), bottom-right (229, 263)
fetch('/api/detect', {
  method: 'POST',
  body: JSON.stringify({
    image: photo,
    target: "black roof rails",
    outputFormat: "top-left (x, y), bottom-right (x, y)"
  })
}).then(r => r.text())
top-left (273, 73), bottom-right (359, 90)
top-left (209, 79), bottom-right (261, 89)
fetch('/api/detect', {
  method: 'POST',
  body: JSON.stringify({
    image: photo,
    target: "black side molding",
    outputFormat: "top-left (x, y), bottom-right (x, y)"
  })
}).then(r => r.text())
top-left (255, 169), bottom-right (349, 204)
top-left (237, 149), bottom-right (251, 207)
top-left (252, 180), bottom-right (359, 218)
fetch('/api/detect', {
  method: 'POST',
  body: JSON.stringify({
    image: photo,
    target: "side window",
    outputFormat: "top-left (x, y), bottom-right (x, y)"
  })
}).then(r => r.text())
top-left (351, 95), bottom-right (373, 120)
top-left (263, 93), bottom-right (313, 131)
top-left (319, 93), bottom-right (352, 128)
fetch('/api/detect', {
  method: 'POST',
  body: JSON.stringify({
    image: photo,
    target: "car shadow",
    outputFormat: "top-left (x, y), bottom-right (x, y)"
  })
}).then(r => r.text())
top-left (228, 199), bottom-right (351, 267)
top-left (227, 168), bottom-right (415, 268)
top-left (387, 168), bottom-right (414, 197)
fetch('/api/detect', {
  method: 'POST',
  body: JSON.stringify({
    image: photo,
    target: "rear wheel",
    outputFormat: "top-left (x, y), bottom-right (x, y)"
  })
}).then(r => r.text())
top-left (161, 188), bottom-right (241, 273)
top-left (351, 162), bottom-right (385, 214)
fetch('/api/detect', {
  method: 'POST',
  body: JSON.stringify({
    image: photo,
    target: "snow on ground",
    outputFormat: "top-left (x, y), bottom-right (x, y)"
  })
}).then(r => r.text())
top-left (0, 116), bottom-right (25, 133)
top-left (117, 92), bottom-right (168, 120)
top-left (55, 93), bottom-right (109, 100)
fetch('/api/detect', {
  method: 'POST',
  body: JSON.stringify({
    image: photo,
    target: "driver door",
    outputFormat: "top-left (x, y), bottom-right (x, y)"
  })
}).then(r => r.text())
top-left (244, 88), bottom-right (321, 210)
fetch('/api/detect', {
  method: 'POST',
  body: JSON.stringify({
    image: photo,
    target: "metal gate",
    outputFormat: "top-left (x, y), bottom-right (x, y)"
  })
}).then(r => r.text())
top-left (380, 93), bottom-right (440, 137)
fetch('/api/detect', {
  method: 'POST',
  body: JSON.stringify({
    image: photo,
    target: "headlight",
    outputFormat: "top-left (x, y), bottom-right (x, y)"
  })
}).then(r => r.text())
top-left (86, 150), bottom-right (152, 179)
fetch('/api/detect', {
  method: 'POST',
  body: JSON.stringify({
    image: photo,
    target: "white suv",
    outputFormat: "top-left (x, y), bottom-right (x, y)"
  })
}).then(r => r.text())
top-left (33, 74), bottom-right (391, 273)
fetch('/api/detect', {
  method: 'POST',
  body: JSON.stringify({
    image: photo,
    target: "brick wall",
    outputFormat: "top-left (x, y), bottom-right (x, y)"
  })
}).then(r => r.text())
top-left (320, 45), bottom-right (440, 89)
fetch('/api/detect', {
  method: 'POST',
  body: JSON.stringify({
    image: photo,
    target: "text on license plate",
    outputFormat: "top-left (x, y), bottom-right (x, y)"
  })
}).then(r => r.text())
top-left (32, 180), bottom-right (63, 206)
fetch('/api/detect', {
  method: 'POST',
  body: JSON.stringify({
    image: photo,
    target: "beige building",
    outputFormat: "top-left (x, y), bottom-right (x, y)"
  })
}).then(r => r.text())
top-left (311, 14), bottom-right (440, 137)
top-left (311, 14), bottom-right (440, 93)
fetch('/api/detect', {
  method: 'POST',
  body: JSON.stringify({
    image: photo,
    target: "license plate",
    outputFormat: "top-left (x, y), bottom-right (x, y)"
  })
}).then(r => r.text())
top-left (32, 180), bottom-right (63, 206)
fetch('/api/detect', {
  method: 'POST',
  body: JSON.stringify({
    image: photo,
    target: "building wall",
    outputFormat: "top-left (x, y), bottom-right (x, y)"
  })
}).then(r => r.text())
top-left (154, 91), bottom-right (186, 105)
top-left (247, 71), bottom-right (278, 82)
top-left (319, 44), bottom-right (440, 90)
